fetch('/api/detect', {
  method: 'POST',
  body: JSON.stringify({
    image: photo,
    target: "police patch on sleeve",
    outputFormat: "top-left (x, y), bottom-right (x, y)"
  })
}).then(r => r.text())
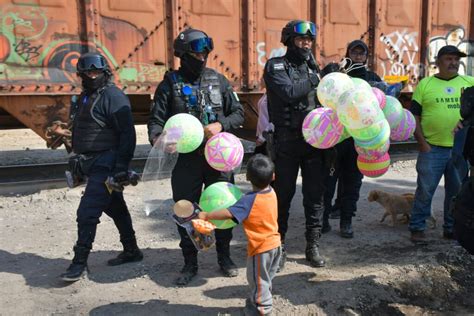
top-left (273, 63), bottom-right (285, 71)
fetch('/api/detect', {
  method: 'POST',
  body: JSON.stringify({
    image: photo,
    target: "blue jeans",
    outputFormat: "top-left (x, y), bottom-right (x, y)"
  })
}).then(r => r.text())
top-left (409, 145), bottom-right (466, 233)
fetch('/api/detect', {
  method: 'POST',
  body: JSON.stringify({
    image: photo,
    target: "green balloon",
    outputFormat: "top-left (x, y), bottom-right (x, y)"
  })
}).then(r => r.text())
top-left (163, 113), bottom-right (204, 153)
top-left (199, 182), bottom-right (242, 229)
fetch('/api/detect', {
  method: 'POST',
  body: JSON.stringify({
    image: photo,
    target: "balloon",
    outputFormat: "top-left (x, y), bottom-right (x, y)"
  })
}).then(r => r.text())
top-left (351, 77), bottom-right (372, 91)
top-left (382, 96), bottom-right (404, 129)
top-left (205, 132), bottom-right (244, 172)
top-left (199, 182), bottom-right (242, 229)
top-left (354, 119), bottom-right (390, 149)
top-left (337, 87), bottom-right (384, 130)
top-left (163, 113), bottom-right (204, 153)
top-left (390, 109), bottom-right (416, 141)
top-left (339, 127), bottom-right (351, 143)
top-left (355, 139), bottom-right (390, 160)
top-left (372, 87), bottom-right (386, 110)
top-left (347, 123), bottom-right (383, 141)
top-left (317, 72), bottom-right (354, 109)
top-left (302, 107), bottom-right (344, 149)
top-left (357, 152), bottom-right (391, 178)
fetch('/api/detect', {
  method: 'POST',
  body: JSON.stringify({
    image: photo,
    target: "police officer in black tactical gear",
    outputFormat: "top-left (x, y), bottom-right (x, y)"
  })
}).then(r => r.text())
top-left (322, 40), bottom-right (382, 238)
top-left (61, 52), bottom-right (143, 282)
top-left (148, 29), bottom-right (244, 286)
top-left (263, 20), bottom-right (326, 270)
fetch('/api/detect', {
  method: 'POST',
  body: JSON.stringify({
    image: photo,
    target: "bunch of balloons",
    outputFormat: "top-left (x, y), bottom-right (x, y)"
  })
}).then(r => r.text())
top-left (305, 73), bottom-right (415, 177)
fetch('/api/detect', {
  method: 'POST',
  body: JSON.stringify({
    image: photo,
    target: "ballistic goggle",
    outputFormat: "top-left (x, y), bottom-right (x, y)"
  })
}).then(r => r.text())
top-left (188, 37), bottom-right (214, 53)
top-left (77, 55), bottom-right (108, 72)
top-left (293, 21), bottom-right (316, 37)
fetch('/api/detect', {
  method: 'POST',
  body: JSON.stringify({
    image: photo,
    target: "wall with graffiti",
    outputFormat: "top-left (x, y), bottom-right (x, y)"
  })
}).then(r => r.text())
top-left (0, 1), bottom-right (167, 91)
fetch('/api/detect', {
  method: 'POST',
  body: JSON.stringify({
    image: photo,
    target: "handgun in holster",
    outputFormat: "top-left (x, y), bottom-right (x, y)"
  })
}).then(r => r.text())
top-left (65, 155), bottom-right (85, 188)
top-left (263, 130), bottom-right (276, 161)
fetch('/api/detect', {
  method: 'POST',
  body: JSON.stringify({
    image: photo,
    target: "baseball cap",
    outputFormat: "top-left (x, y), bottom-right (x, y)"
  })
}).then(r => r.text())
top-left (436, 45), bottom-right (467, 58)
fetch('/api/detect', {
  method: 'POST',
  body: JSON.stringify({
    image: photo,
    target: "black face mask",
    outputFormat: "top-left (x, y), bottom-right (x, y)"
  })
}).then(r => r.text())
top-left (80, 72), bottom-right (108, 92)
top-left (286, 44), bottom-right (311, 64)
top-left (180, 54), bottom-right (207, 81)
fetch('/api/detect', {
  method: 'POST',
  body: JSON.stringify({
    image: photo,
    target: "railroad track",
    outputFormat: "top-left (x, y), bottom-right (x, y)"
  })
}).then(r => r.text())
top-left (0, 142), bottom-right (419, 195)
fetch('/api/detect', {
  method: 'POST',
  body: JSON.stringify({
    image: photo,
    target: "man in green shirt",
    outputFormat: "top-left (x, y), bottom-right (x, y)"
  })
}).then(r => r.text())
top-left (409, 45), bottom-right (474, 242)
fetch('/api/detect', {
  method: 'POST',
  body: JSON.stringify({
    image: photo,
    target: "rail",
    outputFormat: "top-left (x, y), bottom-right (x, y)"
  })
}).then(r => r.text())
top-left (0, 142), bottom-right (418, 196)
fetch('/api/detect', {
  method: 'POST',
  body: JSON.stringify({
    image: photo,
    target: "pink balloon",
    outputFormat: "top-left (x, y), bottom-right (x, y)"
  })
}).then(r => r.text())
top-left (372, 87), bottom-right (386, 110)
top-left (205, 132), bottom-right (244, 172)
top-left (390, 109), bottom-right (416, 141)
top-left (357, 152), bottom-right (391, 178)
top-left (302, 108), bottom-right (344, 149)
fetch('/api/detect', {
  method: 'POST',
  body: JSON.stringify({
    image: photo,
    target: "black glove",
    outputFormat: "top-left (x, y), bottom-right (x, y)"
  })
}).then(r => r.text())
top-left (305, 52), bottom-right (318, 70)
top-left (113, 171), bottom-right (130, 186)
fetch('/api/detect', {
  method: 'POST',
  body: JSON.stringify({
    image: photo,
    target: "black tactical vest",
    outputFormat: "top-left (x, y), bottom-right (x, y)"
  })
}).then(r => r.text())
top-left (288, 61), bottom-right (318, 128)
top-left (166, 68), bottom-right (224, 125)
top-left (271, 58), bottom-right (318, 129)
top-left (71, 86), bottom-right (119, 154)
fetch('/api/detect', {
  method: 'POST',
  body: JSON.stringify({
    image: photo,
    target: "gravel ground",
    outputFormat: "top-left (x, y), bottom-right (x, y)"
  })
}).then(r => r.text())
top-left (0, 129), bottom-right (473, 315)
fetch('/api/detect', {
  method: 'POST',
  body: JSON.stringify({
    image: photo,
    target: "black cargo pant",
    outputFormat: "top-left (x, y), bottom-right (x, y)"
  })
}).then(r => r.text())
top-left (273, 133), bottom-right (326, 241)
top-left (76, 151), bottom-right (136, 250)
top-left (323, 138), bottom-right (363, 223)
top-left (171, 149), bottom-right (234, 266)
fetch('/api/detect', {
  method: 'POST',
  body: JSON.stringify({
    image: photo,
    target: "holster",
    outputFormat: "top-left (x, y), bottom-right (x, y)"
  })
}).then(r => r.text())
top-left (65, 153), bottom-right (100, 188)
top-left (263, 130), bottom-right (276, 161)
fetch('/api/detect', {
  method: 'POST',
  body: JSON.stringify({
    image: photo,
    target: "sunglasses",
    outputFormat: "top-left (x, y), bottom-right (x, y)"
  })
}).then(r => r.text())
top-left (77, 56), bottom-right (107, 72)
top-left (293, 21), bottom-right (316, 36)
top-left (189, 37), bottom-right (214, 53)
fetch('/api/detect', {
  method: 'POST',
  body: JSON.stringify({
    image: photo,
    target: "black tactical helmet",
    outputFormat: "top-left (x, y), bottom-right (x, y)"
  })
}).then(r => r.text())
top-left (173, 28), bottom-right (214, 58)
top-left (76, 52), bottom-right (110, 74)
top-left (281, 20), bottom-right (316, 46)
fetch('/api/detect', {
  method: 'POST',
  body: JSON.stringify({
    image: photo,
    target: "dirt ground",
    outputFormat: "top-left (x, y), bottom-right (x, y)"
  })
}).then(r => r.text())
top-left (0, 129), bottom-right (473, 315)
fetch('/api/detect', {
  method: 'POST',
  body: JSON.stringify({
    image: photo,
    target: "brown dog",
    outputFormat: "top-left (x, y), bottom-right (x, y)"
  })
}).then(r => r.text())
top-left (367, 190), bottom-right (436, 228)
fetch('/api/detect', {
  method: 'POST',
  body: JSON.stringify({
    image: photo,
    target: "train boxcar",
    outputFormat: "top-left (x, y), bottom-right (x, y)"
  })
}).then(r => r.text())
top-left (0, 0), bottom-right (473, 149)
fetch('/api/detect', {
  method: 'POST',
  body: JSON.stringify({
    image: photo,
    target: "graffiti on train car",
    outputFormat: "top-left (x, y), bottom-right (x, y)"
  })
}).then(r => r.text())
top-left (379, 27), bottom-right (474, 91)
top-left (256, 42), bottom-right (286, 67)
top-left (379, 29), bottom-right (423, 91)
top-left (0, 4), bottom-right (165, 85)
top-left (2, 5), bottom-right (48, 40)
top-left (14, 39), bottom-right (42, 62)
top-left (427, 27), bottom-right (474, 77)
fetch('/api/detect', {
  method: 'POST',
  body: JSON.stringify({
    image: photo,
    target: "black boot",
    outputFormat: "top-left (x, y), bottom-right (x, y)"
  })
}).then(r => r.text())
top-left (305, 231), bottom-right (325, 267)
top-left (218, 255), bottom-right (238, 277)
top-left (175, 251), bottom-right (198, 286)
top-left (322, 214), bottom-right (331, 234)
top-left (329, 205), bottom-right (341, 219)
top-left (277, 243), bottom-right (287, 272)
top-left (340, 218), bottom-right (354, 239)
top-left (108, 238), bottom-right (143, 266)
top-left (61, 245), bottom-right (90, 282)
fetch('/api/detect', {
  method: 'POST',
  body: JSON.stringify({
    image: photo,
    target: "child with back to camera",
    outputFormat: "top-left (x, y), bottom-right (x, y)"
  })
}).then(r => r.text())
top-left (198, 154), bottom-right (281, 315)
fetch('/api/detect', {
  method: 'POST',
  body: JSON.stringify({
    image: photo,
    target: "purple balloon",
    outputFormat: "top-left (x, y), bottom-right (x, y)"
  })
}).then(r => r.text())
top-left (372, 87), bottom-right (386, 110)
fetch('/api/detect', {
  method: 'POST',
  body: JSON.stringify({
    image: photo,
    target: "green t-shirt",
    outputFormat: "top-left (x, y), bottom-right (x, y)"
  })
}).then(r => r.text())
top-left (412, 75), bottom-right (474, 147)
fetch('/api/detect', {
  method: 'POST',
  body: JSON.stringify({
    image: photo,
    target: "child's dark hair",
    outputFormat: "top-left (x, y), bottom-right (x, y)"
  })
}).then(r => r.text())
top-left (246, 154), bottom-right (274, 189)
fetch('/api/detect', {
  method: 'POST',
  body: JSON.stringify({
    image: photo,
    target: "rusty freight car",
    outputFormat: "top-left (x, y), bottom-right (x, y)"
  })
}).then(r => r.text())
top-left (0, 0), bottom-right (473, 149)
